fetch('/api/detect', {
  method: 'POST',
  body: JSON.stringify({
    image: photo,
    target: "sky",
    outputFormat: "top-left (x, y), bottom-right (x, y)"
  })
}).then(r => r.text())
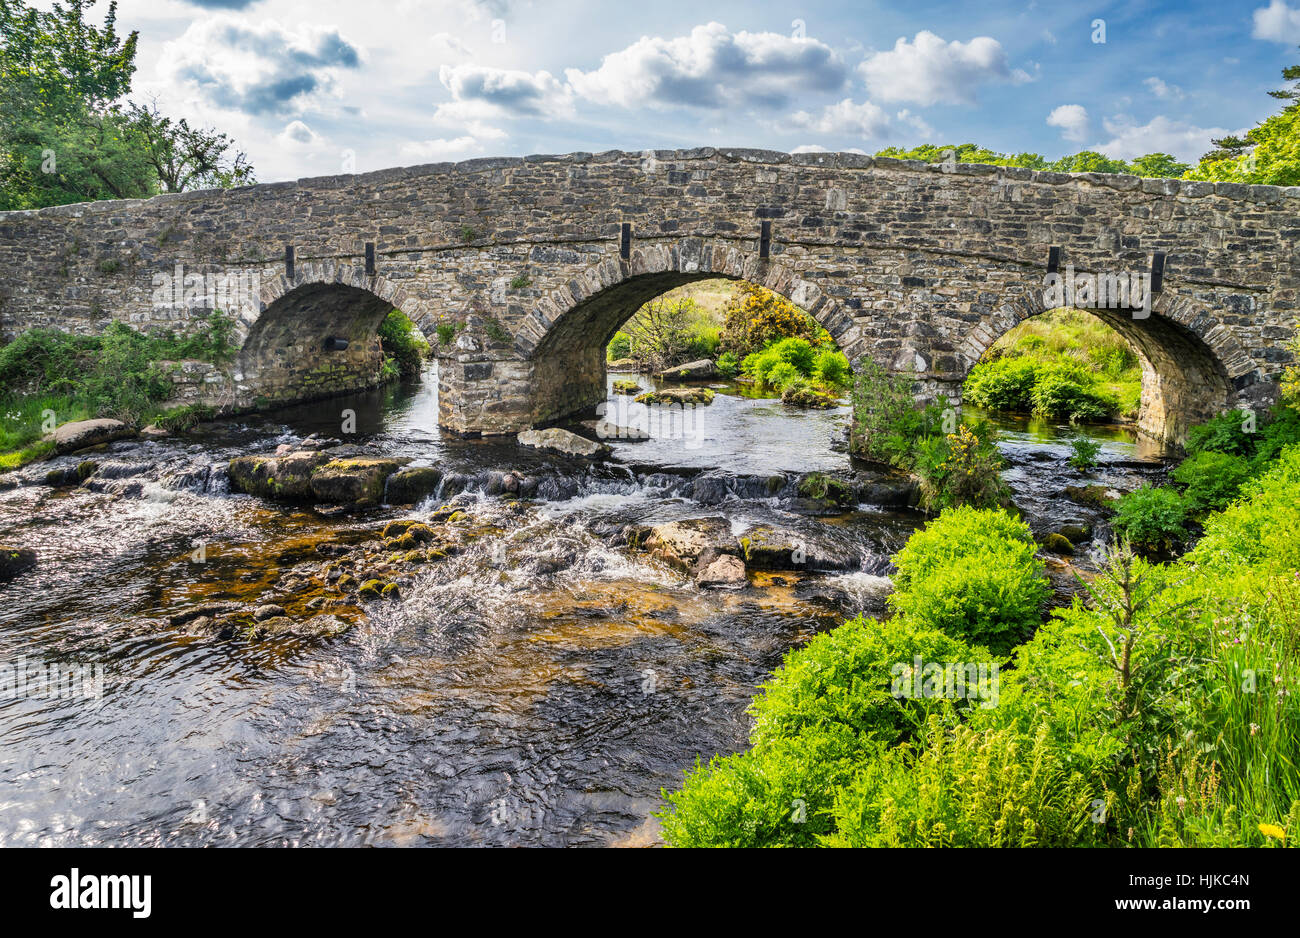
top-left (82, 0), bottom-right (1300, 182)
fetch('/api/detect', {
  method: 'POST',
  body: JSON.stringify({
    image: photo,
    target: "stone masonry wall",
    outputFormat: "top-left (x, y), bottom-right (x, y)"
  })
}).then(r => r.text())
top-left (0, 147), bottom-right (1296, 442)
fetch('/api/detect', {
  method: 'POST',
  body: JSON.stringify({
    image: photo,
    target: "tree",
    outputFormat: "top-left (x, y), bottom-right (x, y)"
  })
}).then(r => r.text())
top-left (0, 0), bottom-right (254, 210)
top-left (128, 101), bottom-right (255, 192)
top-left (1187, 47), bottom-right (1300, 186)
top-left (876, 142), bottom-right (1189, 178)
top-left (720, 282), bottom-right (820, 357)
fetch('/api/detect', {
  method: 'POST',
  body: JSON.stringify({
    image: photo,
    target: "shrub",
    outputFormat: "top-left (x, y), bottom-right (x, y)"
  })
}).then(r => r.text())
top-left (1112, 485), bottom-right (1190, 553)
top-left (1185, 408), bottom-right (1255, 457)
top-left (849, 359), bottom-right (940, 466)
top-left (435, 322), bottom-right (457, 346)
top-left (1030, 364), bottom-right (1117, 422)
top-left (767, 337), bottom-right (817, 376)
top-left (782, 380), bottom-right (839, 408)
top-left (715, 350), bottom-right (739, 378)
top-left (964, 357), bottom-right (1039, 412)
top-left (1170, 450), bottom-right (1253, 515)
top-left (607, 332), bottom-right (632, 361)
top-left (377, 309), bottom-right (428, 378)
top-left (888, 506), bottom-right (1048, 651)
top-left (764, 361), bottom-right (802, 392)
top-left (1068, 436), bottom-right (1103, 471)
top-left (913, 423), bottom-right (1009, 512)
top-left (720, 282), bottom-right (819, 356)
top-left (812, 349), bottom-right (850, 388)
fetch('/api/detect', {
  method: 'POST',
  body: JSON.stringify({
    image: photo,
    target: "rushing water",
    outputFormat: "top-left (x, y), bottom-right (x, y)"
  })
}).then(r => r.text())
top-left (0, 366), bottom-right (1168, 846)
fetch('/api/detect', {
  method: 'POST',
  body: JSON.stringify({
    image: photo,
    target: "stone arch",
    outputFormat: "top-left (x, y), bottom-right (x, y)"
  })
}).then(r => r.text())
top-left (953, 289), bottom-right (1246, 443)
top-left (235, 262), bottom-right (436, 409)
top-left (504, 239), bottom-right (869, 430)
top-left (517, 238), bottom-right (869, 364)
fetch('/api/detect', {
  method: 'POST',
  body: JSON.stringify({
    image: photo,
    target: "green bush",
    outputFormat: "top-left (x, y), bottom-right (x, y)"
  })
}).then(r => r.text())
top-left (888, 506), bottom-right (1048, 652)
top-left (913, 423), bottom-right (1009, 512)
top-left (812, 349), bottom-right (850, 388)
top-left (377, 309), bottom-right (428, 378)
top-left (1111, 485), bottom-right (1190, 553)
top-left (1170, 451), bottom-right (1253, 515)
top-left (1068, 436), bottom-right (1103, 471)
top-left (964, 357), bottom-right (1039, 412)
top-left (716, 350), bottom-right (739, 378)
top-left (1030, 364), bottom-right (1117, 422)
top-left (607, 331), bottom-right (632, 361)
top-left (1185, 408), bottom-right (1255, 457)
top-left (764, 361), bottom-right (802, 392)
top-left (767, 337), bottom-right (817, 375)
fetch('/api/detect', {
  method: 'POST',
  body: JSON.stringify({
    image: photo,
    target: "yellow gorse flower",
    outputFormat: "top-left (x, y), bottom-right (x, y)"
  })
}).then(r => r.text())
top-left (1258, 822), bottom-right (1286, 840)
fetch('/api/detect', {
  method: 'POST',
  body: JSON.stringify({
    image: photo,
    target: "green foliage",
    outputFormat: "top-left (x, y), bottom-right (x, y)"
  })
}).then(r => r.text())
top-left (616, 296), bottom-right (716, 372)
top-left (509, 273), bottom-right (531, 290)
top-left (876, 142), bottom-right (1188, 178)
top-left (888, 506), bottom-right (1048, 651)
top-left (484, 319), bottom-right (511, 344)
top-left (1112, 485), bottom-right (1190, 553)
top-left (0, 0), bottom-right (253, 210)
top-left (1186, 54), bottom-right (1300, 186)
top-left (849, 359), bottom-right (930, 465)
top-left (1185, 408), bottom-right (1255, 456)
top-left (762, 360), bottom-right (802, 392)
top-left (1170, 450), bottom-right (1253, 515)
top-left (1030, 364), bottom-right (1117, 422)
top-left (964, 356), bottom-right (1039, 411)
top-left (1068, 436), bottom-right (1103, 471)
top-left (715, 350), bottom-right (739, 378)
top-left (606, 331), bottom-right (631, 361)
top-left (912, 423), bottom-right (1009, 512)
top-left (377, 309), bottom-right (428, 379)
top-left (435, 322), bottom-right (458, 346)
top-left (811, 349), bottom-right (850, 388)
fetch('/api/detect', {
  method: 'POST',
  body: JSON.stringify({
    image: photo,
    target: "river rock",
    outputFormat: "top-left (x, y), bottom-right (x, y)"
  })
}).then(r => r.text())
top-left (386, 466), bottom-right (443, 505)
top-left (48, 418), bottom-right (133, 455)
top-left (696, 553), bottom-right (747, 589)
top-left (517, 427), bottom-right (611, 458)
top-left (657, 359), bottom-right (717, 381)
top-left (626, 517), bottom-right (736, 572)
top-left (309, 458), bottom-right (403, 508)
top-left (229, 451), bottom-right (329, 499)
top-left (252, 603), bottom-right (287, 621)
top-left (139, 425), bottom-right (169, 440)
top-left (607, 358), bottom-right (640, 372)
top-left (634, 387), bottom-right (714, 406)
top-left (0, 546), bottom-right (36, 581)
top-left (1064, 484), bottom-right (1120, 512)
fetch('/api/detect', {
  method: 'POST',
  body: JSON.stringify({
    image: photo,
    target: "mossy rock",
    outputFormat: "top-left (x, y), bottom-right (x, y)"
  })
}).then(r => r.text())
top-left (1064, 484), bottom-right (1119, 512)
top-left (381, 582), bottom-right (401, 600)
top-left (1056, 524), bottom-right (1091, 544)
top-left (358, 578), bottom-right (386, 600)
top-left (229, 451), bottom-right (328, 499)
top-left (309, 458), bottom-right (403, 507)
top-left (385, 466), bottom-right (443, 505)
top-left (382, 519), bottom-right (420, 539)
top-left (336, 572), bottom-right (358, 591)
top-left (612, 379), bottom-right (641, 395)
top-left (1041, 532), bottom-right (1075, 555)
top-left (634, 387), bottom-right (714, 406)
top-left (0, 546), bottom-right (37, 581)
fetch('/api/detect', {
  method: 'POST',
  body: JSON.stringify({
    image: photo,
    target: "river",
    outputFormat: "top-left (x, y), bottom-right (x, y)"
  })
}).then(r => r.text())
top-left (0, 365), bottom-right (1169, 846)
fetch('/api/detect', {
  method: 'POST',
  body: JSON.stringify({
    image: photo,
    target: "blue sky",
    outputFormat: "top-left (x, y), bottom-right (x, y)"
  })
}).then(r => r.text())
top-left (97, 0), bottom-right (1300, 181)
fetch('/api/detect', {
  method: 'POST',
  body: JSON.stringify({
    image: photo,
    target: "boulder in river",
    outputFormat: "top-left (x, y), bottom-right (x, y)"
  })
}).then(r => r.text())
top-left (625, 517), bottom-right (736, 572)
top-left (634, 387), bottom-right (714, 406)
top-left (517, 427), bottom-right (611, 458)
top-left (48, 418), bottom-right (134, 455)
top-left (229, 451), bottom-right (329, 499)
top-left (309, 458), bottom-right (403, 508)
top-left (656, 359), bottom-right (717, 381)
top-left (0, 546), bottom-right (36, 582)
top-left (385, 466), bottom-right (443, 505)
top-left (696, 553), bottom-right (747, 589)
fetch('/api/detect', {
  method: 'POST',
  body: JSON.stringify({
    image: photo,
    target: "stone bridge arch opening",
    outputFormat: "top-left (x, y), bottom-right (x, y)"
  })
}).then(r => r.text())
top-left (237, 267), bottom-right (434, 410)
top-left (958, 293), bottom-right (1242, 444)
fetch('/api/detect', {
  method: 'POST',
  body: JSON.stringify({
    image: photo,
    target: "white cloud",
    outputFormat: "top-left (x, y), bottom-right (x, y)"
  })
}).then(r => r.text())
top-left (399, 136), bottom-right (493, 161)
top-left (157, 17), bottom-right (363, 116)
top-left (436, 63), bottom-right (573, 120)
top-left (1047, 104), bottom-right (1090, 142)
top-left (1143, 76), bottom-right (1184, 100)
top-left (565, 22), bottom-right (849, 110)
top-left (1096, 115), bottom-right (1242, 163)
top-left (788, 99), bottom-right (932, 142)
top-left (277, 119), bottom-right (319, 146)
top-left (1252, 1), bottom-right (1300, 43)
top-left (858, 31), bottom-right (1031, 106)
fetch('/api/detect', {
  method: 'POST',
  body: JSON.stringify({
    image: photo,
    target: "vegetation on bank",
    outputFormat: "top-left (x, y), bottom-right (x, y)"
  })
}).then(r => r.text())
top-left (659, 437), bottom-right (1300, 847)
top-left (963, 309), bottom-right (1143, 423)
top-left (378, 310), bottom-right (431, 381)
top-left (607, 280), bottom-right (851, 407)
top-left (0, 313), bottom-right (236, 468)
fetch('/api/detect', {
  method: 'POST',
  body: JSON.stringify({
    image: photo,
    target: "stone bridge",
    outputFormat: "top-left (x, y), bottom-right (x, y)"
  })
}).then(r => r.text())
top-left (0, 147), bottom-right (1296, 443)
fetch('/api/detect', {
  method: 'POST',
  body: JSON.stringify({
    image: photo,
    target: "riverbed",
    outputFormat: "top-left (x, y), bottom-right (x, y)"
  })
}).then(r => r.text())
top-left (0, 366), bottom-right (1168, 846)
